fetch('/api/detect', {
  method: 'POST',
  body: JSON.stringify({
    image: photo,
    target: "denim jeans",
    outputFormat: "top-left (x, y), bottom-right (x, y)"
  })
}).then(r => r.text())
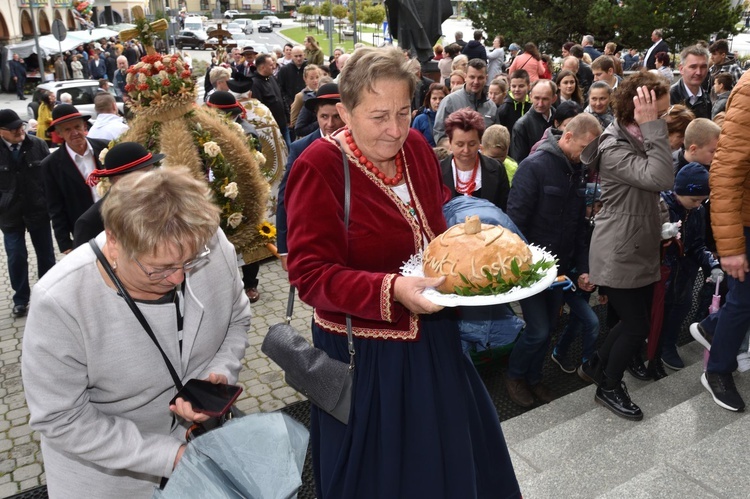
top-left (3, 225), bottom-right (56, 306)
top-left (554, 291), bottom-right (599, 362)
top-left (508, 287), bottom-right (564, 385)
top-left (707, 227), bottom-right (750, 374)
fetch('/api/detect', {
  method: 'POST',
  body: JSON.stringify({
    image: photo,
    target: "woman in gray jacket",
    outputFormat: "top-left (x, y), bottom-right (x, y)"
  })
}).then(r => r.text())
top-left (577, 72), bottom-right (674, 421)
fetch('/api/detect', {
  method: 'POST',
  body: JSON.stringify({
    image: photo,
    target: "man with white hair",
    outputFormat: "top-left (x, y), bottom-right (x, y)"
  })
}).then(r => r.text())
top-left (581, 35), bottom-right (602, 60)
top-left (60, 93), bottom-right (73, 105)
top-left (205, 66), bottom-right (232, 101)
top-left (113, 56), bottom-right (129, 97)
top-left (333, 53), bottom-right (351, 83)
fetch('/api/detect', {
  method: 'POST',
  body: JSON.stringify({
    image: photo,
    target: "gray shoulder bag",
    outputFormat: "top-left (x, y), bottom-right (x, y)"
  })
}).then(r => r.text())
top-left (261, 140), bottom-right (354, 425)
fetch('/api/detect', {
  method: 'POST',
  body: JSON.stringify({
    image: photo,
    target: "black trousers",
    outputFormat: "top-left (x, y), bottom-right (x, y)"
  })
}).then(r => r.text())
top-left (241, 261), bottom-right (260, 289)
top-left (598, 284), bottom-right (654, 382)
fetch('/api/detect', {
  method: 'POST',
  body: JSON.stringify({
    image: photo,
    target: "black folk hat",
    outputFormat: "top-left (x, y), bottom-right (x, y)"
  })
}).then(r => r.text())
top-left (48, 104), bottom-right (91, 132)
top-left (304, 82), bottom-right (341, 113)
top-left (207, 91), bottom-right (243, 117)
top-left (86, 141), bottom-right (164, 186)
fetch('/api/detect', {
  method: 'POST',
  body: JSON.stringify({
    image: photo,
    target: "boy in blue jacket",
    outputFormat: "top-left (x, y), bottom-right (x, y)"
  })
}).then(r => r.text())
top-left (658, 163), bottom-right (723, 372)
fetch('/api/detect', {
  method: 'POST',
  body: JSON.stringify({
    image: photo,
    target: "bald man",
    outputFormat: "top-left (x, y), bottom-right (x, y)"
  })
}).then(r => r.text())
top-left (276, 45), bottom-right (308, 115)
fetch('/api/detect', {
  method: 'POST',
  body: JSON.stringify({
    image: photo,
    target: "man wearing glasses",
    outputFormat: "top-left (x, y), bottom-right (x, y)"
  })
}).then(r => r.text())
top-left (0, 110), bottom-right (56, 317)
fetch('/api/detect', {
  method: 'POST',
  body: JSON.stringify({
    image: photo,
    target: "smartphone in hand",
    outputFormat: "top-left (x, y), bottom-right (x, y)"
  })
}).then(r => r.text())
top-left (170, 379), bottom-right (242, 418)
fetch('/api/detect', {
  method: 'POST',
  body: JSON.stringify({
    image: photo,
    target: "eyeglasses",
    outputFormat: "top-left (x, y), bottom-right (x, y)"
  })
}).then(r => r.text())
top-left (659, 105), bottom-right (674, 119)
top-left (133, 245), bottom-right (211, 280)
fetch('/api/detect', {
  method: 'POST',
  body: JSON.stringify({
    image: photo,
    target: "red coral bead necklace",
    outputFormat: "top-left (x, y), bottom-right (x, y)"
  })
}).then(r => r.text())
top-left (344, 128), bottom-right (404, 186)
top-left (454, 155), bottom-right (480, 195)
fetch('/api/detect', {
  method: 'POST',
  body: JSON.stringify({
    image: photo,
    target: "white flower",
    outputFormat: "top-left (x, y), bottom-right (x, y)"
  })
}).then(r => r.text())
top-left (98, 147), bottom-right (108, 164)
top-left (158, 70), bottom-right (168, 79)
top-left (223, 181), bottom-right (239, 200)
top-left (233, 122), bottom-right (245, 134)
top-left (154, 61), bottom-right (164, 70)
top-left (227, 212), bottom-right (243, 228)
top-left (253, 150), bottom-right (266, 167)
top-left (162, 56), bottom-right (172, 64)
top-left (137, 73), bottom-right (147, 84)
top-left (203, 141), bottom-right (221, 158)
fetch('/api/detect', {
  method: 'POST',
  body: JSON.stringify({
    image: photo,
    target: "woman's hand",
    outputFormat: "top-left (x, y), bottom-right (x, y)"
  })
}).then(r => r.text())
top-left (169, 373), bottom-right (228, 423)
top-left (394, 276), bottom-right (445, 315)
top-left (633, 85), bottom-right (659, 125)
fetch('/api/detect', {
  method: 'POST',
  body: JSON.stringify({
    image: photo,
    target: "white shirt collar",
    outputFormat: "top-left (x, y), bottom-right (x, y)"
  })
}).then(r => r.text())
top-left (65, 140), bottom-right (94, 161)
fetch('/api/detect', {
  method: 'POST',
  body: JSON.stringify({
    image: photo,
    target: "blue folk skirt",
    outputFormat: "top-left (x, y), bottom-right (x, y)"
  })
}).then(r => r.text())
top-left (310, 311), bottom-right (521, 499)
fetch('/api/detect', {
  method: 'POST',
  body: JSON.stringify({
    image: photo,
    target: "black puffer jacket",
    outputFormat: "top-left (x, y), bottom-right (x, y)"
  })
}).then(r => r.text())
top-left (506, 130), bottom-right (589, 275)
top-left (461, 40), bottom-right (487, 62)
top-left (0, 135), bottom-right (50, 232)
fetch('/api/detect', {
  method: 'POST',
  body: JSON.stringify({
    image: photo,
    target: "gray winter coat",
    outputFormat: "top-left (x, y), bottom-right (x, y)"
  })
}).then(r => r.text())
top-left (433, 86), bottom-right (496, 145)
top-left (582, 119), bottom-right (674, 288)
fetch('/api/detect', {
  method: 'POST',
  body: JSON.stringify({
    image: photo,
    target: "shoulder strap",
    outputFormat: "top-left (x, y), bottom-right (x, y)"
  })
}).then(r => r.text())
top-left (89, 239), bottom-right (183, 390)
top-left (285, 137), bottom-right (354, 368)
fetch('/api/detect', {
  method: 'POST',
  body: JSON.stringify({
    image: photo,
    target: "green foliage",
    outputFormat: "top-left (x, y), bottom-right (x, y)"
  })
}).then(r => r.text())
top-left (297, 4), bottom-right (314, 22)
top-left (319, 1), bottom-right (332, 17)
top-left (363, 5), bottom-right (386, 27)
top-left (452, 257), bottom-right (556, 296)
top-left (331, 5), bottom-right (348, 21)
top-left (467, 0), bottom-right (743, 53)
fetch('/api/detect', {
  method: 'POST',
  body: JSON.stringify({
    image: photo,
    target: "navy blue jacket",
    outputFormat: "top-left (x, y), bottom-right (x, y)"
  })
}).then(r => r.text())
top-left (461, 40), bottom-right (487, 62)
top-left (660, 191), bottom-right (719, 275)
top-left (507, 130), bottom-right (589, 275)
top-left (276, 130), bottom-right (322, 254)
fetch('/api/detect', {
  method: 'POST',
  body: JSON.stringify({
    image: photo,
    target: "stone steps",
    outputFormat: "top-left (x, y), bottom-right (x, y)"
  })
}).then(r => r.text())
top-left (502, 342), bottom-right (750, 497)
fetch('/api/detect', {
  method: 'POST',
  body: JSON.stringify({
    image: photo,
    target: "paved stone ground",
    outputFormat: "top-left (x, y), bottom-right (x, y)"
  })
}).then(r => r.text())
top-left (0, 232), bottom-right (310, 498)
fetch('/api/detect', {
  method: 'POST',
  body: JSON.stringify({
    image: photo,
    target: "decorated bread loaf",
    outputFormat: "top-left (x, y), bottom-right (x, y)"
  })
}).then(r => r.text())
top-left (423, 215), bottom-right (533, 294)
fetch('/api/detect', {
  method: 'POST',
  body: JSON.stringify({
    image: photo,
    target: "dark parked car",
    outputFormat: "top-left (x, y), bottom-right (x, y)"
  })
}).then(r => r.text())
top-left (257, 19), bottom-right (272, 33)
top-left (174, 30), bottom-right (207, 50)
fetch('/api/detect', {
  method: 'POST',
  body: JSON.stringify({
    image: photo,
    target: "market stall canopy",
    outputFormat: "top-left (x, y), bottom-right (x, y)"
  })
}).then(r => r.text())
top-left (4, 28), bottom-right (120, 59)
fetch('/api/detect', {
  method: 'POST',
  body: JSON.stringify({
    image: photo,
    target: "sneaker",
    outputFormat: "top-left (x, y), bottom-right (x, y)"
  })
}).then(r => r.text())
top-left (661, 349), bottom-right (685, 370)
top-left (595, 381), bottom-right (643, 421)
top-left (701, 372), bottom-right (745, 412)
top-left (690, 322), bottom-right (713, 351)
top-left (551, 350), bottom-right (577, 374)
top-left (504, 376), bottom-right (534, 408)
top-left (529, 382), bottom-right (555, 403)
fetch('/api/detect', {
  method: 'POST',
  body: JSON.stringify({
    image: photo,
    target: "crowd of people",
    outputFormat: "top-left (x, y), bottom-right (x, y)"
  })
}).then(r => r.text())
top-left (3, 23), bottom-right (750, 498)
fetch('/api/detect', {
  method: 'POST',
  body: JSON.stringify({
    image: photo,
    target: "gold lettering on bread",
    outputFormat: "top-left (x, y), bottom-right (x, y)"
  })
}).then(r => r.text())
top-left (423, 218), bottom-right (533, 294)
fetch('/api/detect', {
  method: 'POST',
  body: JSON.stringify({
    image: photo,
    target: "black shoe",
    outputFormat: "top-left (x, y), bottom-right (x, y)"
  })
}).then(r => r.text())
top-left (690, 322), bottom-right (712, 351)
top-left (595, 381), bottom-right (643, 421)
top-left (627, 354), bottom-right (650, 381)
top-left (661, 348), bottom-right (685, 370)
top-left (12, 304), bottom-right (27, 317)
top-left (577, 353), bottom-right (602, 386)
top-left (19, 96), bottom-right (27, 100)
top-left (551, 349), bottom-right (577, 374)
top-left (529, 382), bottom-right (555, 403)
top-left (646, 358), bottom-right (668, 380)
top-left (702, 372), bottom-right (745, 412)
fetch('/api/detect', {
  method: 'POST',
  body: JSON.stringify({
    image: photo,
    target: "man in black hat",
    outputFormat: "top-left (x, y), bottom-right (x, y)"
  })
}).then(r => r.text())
top-left (41, 104), bottom-right (108, 254)
top-left (73, 142), bottom-right (164, 248)
top-left (276, 82), bottom-right (344, 271)
top-left (0, 110), bottom-right (56, 317)
top-left (233, 47), bottom-right (258, 80)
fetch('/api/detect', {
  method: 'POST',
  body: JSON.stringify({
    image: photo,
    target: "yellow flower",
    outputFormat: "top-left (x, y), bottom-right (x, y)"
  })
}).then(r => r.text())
top-left (258, 221), bottom-right (276, 239)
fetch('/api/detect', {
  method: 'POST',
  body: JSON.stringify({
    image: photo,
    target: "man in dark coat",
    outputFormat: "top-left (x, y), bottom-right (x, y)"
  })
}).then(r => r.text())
top-left (644, 29), bottom-right (669, 70)
top-left (105, 51), bottom-right (118, 82)
top-left (461, 30), bottom-right (488, 61)
top-left (670, 45), bottom-right (712, 119)
top-left (511, 79), bottom-right (557, 162)
top-left (123, 42), bottom-right (139, 67)
top-left (276, 46), bottom-right (307, 115)
top-left (40, 105), bottom-right (107, 254)
top-left (503, 113), bottom-right (603, 407)
top-left (88, 48), bottom-right (107, 80)
top-left (251, 53), bottom-right (290, 147)
top-left (0, 110), bottom-right (55, 317)
top-left (8, 54), bottom-right (27, 100)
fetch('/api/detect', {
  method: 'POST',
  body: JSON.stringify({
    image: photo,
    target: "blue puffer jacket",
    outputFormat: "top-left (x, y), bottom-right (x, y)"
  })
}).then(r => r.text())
top-left (507, 129), bottom-right (589, 275)
top-left (411, 108), bottom-right (437, 147)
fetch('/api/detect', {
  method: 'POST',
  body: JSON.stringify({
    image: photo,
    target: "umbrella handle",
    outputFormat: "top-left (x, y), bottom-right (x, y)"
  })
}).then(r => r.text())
top-left (550, 275), bottom-right (575, 292)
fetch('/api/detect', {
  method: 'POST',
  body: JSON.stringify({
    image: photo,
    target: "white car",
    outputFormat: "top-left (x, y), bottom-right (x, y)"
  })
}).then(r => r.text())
top-left (233, 18), bottom-right (254, 34)
top-left (263, 15), bottom-right (282, 28)
top-left (226, 22), bottom-right (244, 36)
top-left (30, 80), bottom-right (124, 120)
top-left (224, 10), bottom-right (241, 19)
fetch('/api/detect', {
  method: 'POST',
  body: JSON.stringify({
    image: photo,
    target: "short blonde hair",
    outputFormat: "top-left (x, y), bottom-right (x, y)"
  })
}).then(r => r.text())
top-left (482, 124), bottom-right (510, 150)
top-left (209, 66), bottom-right (231, 85)
top-left (102, 168), bottom-right (220, 259)
top-left (338, 47), bottom-right (416, 110)
top-left (451, 54), bottom-right (469, 70)
top-left (684, 117), bottom-right (721, 148)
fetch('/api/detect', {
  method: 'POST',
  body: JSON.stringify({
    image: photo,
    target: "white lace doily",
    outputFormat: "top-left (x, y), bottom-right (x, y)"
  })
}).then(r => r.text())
top-left (400, 245), bottom-right (558, 307)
